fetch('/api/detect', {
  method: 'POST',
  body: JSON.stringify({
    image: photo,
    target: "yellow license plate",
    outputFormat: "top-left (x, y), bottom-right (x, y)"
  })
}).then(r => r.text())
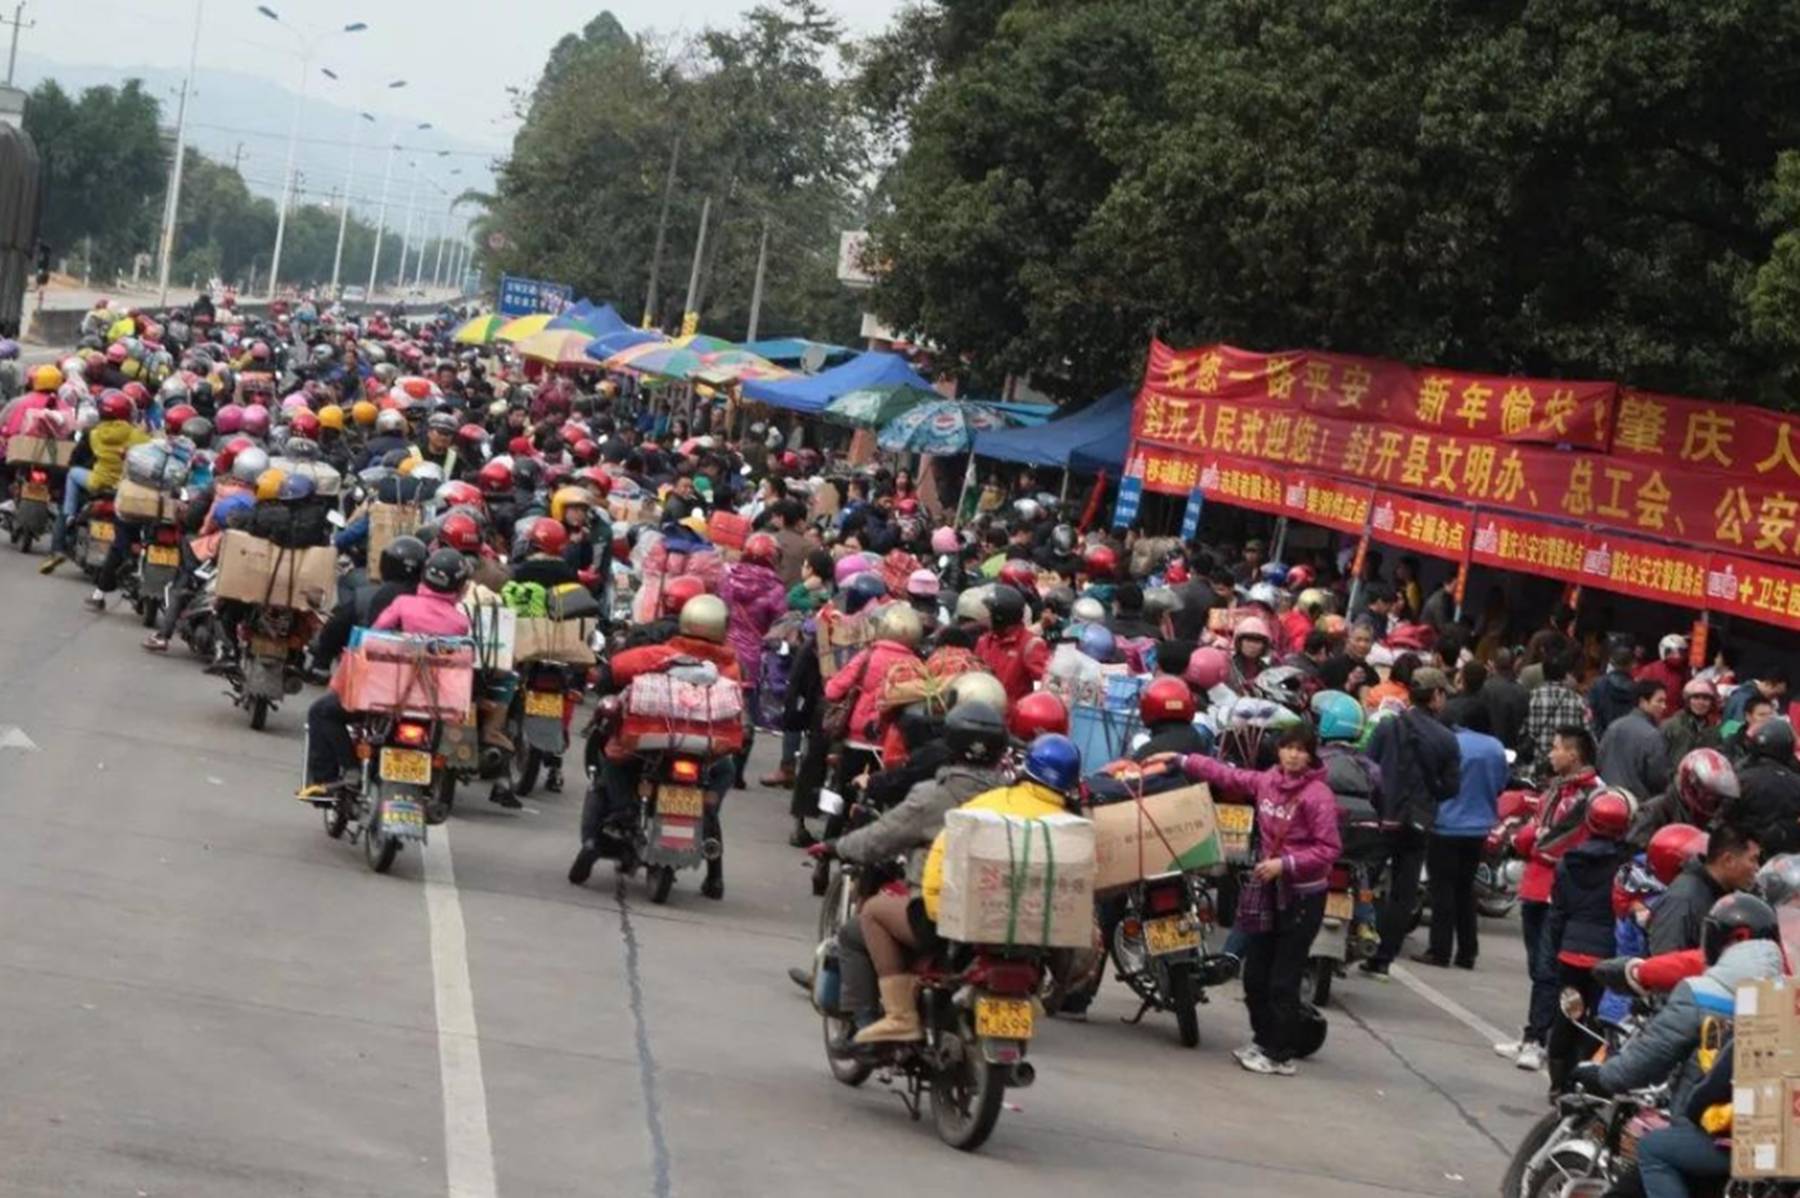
top-left (657, 784), bottom-right (704, 818)
top-left (91, 521), bottom-right (115, 543)
top-left (1216, 804), bottom-right (1254, 835)
top-left (974, 996), bottom-right (1034, 1039)
top-left (1144, 915), bottom-right (1200, 955)
top-left (525, 691), bottom-right (563, 718)
top-left (1325, 891), bottom-right (1355, 921)
top-left (379, 748), bottom-right (432, 786)
top-left (251, 636), bottom-right (288, 657)
top-left (147, 545), bottom-right (179, 567)
top-left (20, 483), bottom-right (47, 501)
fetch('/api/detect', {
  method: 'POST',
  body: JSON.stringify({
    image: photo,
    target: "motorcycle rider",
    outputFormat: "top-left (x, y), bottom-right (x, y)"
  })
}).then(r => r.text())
top-left (973, 583), bottom-right (1048, 701)
top-left (1133, 675), bottom-right (1212, 758)
top-left (44, 390), bottom-right (150, 579)
top-left (1722, 717), bottom-right (1800, 855)
top-left (810, 698), bottom-right (1011, 1052)
top-left (1647, 820), bottom-right (1762, 955)
top-left (853, 733), bottom-right (1083, 1046)
top-left (1543, 787), bottom-right (1635, 1091)
top-left (1628, 747), bottom-right (1739, 850)
top-left (572, 593), bottom-right (738, 899)
top-left (1661, 678), bottom-right (1723, 764)
top-left (310, 535), bottom-right (430, 672)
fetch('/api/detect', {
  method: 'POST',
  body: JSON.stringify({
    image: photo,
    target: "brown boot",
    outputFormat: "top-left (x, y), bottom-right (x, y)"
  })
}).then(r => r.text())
top-left (759, 766), bottom-right (796, 788)
top-left (852, 975), bottom-right (922, 1044)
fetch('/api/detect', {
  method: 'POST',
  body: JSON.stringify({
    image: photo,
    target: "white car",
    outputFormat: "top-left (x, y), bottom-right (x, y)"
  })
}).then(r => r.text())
top-left (341, 285), bottom-right (367, 303)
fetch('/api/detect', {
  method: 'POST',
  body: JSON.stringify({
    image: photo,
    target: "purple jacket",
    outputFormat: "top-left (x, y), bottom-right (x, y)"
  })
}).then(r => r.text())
top-left (720, 561), bottom-right (787, 687)
top-left (1185, 757), bottom-right (1342, 896)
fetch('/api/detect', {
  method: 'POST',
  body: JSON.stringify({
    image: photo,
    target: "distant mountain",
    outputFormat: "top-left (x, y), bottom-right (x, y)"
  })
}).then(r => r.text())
top-left (12, 53), bottom-right (501, 221)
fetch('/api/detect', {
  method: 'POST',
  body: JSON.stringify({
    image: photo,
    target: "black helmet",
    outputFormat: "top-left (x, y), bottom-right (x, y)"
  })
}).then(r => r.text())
top-left (841, 573), bottom-right (888, 615)
top-left (984, 583), bottom-right (1027, 630)
top-left (1702, 892), bottom-right (1780, 965)
top-left (1043, 585), bottom-right (1075, 618)
top-left (1750, 717), bottom-right (1796, 763)
top-left (380, 534), bottom-right (430, 586)
top-left (421, 547), bottom-right (471, 594)
top-left (180, 416), bottom-right (214, 446)
top-left (944, 700), bottom-right (1008, 766)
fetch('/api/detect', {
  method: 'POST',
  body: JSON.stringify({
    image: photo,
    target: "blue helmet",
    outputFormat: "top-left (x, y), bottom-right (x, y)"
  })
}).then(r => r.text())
top-left (278, 473), bottom-right (317, 503)
top-left (841, 572), bottom-right (888, 615)
top-left (1310, 689), bottom-right (1363, 742)
top-left (1022, 733), bottom-right (1081, 793)
top-left (1076, 622), bottom-right (1116, 663)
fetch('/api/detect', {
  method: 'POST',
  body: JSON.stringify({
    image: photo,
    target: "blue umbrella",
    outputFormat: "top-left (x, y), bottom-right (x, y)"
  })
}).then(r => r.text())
top-left (876, 400), bottom-right (1017, 455)
top-left (586, 328), bottom-right (667, 360)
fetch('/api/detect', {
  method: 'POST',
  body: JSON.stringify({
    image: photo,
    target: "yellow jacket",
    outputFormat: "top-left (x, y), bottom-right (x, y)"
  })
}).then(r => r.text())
top-left (921, 780), bottom-right (1069, 920)
top-left (86, 421), bottom-right (151, 492)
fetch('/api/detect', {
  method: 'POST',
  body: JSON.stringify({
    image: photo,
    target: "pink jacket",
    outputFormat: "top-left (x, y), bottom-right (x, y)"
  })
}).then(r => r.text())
top-left (1183, 757), bottom-right (1341, 894)
top-left (824, 639), bottom-right (921, 743)
top-left (372, 589), bottom-right (472, 637)
top-left (0, 393), bottom-right (69, 438)
top-left (719, 561), bottom-right (787, 687)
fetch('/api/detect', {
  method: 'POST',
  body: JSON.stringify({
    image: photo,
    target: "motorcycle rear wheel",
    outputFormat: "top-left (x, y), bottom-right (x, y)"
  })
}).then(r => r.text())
top-left (322, 797), bottom-right (349, 839)
top-left (250, 696), bottom-right (270, 731)
top-left (1168, 963), bottom-right (1200, 1048)
top-left (1500, 1110), bottom-right (1582, 1198)
top-left (364, 810), bottom-right (401, 874)
top-left (648, 865), bottom-right (675, 904)
top-left (930, 1023), bottom-right (1006, 1152)
top-left (513, 736), bottom-right (541, 797)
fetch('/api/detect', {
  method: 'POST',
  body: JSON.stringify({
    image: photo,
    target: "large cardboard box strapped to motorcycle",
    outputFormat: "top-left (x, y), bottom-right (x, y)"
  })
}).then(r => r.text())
top-left (4, 436), bottom-right (75, 467)
top-left (935, 809), bottom-right (1096, 950)
top-left (513, 615), bottom-right (595, 665)
top-left (114, 478), bottom-right (181, 523)
top-left (367, 502), bottom-right (422, 581)
top-left (1087, 783), bottom-right (1226, 892)
top-left (1729, 977), bottom-right (1800, 1179)
top-left (214, 530), bottom-right (337, 610)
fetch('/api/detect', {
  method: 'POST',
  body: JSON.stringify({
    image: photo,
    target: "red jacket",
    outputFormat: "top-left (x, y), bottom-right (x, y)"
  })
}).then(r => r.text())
top-left (1635, 659), bottom-right (1689, 702)
top-left (824, 639), bottom-right (920, 744)
top-left (975, 624), bottom-right (1049, 702)
top-left (611, 635), bottom-right (742, 687)
top-left (1520, 769), bottom-right (1604, 904)
top-left (1280, 609), bottom-right (1313, 657)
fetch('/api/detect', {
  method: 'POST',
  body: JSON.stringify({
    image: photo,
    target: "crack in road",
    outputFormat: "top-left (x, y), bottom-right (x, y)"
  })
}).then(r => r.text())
top-left (1337, 993), bottom-right (1510, 1158)
top-left (614, 876), bottom-right (673, 1198)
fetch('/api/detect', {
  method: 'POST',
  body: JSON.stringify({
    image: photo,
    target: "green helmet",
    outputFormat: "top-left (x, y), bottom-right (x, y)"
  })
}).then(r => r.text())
top-left (1311, 689), bottom-right (1364, 743)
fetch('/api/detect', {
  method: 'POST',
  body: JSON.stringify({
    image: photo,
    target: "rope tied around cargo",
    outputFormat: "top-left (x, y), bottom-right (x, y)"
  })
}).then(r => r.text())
top-left (1000, 816), bottom-right (1056, 949)
top-left (1120, 764), bottom-right (1183, 881)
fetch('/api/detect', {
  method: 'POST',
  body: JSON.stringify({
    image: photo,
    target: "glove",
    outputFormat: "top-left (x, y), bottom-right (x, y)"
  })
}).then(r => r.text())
top-left (1591, 956), bottom-right (1640, 994)
top-left (1569, 1061), bottom-right (1609, 1096)
top-left (1180, 753), bottom-right (1209, 781)
top-left (805, 840), bottom-right (835, 861)
top-left (578, 567), bottom-right (600, 590)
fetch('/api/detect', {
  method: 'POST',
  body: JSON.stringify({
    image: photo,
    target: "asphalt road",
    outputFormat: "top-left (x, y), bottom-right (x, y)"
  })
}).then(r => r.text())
top-left (0, 543), bottom-right (1555, 1198)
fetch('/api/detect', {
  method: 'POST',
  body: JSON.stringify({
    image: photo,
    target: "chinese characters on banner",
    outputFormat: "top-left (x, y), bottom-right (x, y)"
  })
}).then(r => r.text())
top-left (1143, 340), bottom-right (1616, 449)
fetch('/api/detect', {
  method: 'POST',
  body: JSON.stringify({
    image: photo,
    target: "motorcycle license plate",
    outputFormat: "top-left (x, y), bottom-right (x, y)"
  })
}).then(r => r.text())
top-left (92, 521), bottom-right (115, 543)
top-left (147, 545), bottom-right (179, 567)
top-left (381, 798), bottom-right (426, 838)
top-left (1325, 891), bottom-right (1355, 921)
top-left (379, 748), bottom-right (433, 786)
top-left (20, 483), bottom-right (47, 502)
top-left (251, 636), bottom-right (288, 658)
top-left (1216, 804), bottom-right (1254, 835)
top-left (525, 690), bottom-right (562, 718)
top-left (974, 996), bottom-right (1034, 1040)
top-left (1144, 915), bottom-right (1200, 956)
top-left (657, 784), bottom-right (704, 818)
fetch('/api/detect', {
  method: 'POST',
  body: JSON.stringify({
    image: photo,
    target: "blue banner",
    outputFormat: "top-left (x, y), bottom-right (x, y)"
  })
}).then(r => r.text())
top-left (498, 273), bottom-right (573, 317)
top-left (1181, 486), bottom-right (1205, 539)
top-left (1113, 474), bottom-right (1143, 530)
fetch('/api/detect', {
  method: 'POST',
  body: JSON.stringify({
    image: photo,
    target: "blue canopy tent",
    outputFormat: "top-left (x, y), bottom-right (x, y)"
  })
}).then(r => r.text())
top-left (740, 337), bottom-right (856, 371)
top-left (970, 385), bottom-right (1133, 474)
top-left (740, 350), bottom-right (933, 414)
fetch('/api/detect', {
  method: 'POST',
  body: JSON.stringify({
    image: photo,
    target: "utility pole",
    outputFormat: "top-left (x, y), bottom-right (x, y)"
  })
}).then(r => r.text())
top-left (641, 131), bottom-right (682, 328)
top-left (365, 139), bottom-right (395, 296)
top-left (745, 215), bottom-right (770, 343)
top-left (679, 194), bottom-right (710, 337)
top-left (156, 0), bottom-right (203, 308)
top-left (231, 142), bottom-right (245, 173)
top-left (3, 3), bottom-right (34, 88)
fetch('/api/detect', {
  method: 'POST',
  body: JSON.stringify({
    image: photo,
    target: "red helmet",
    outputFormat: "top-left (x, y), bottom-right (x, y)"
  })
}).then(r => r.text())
top-left (742, 532), bottom-right (779, 568)
top-left (508, 435), bottom-right (533, 458)
top-left (164, 403), bottom-right (198, 430)
top-left (477, 459), bottom-right (514, 495)
top-left (570, 438), bottom-right (598, 465)
top-left (1675, 748), bottom-right (1738, 822)
top-left (1584, 788), bottom-right (1635, 840)
top-left (122, 381), bottom-right (151, 408)
top-left (438, 511), bottom-right (483, 554)
top-left (778, 450), bottom-right (800, 472)
top-left (289, 409), bottom-right (321, 438)
top-left (1286, 565), bottom-right (1316, 589)
top-left (579, 467), bottom-right (612, 497)
top-left (250, 341), bottom-right (271, 361)
top-left (105, 342), bottom-right (128, 364)
top-left (527, 519), bottom-right (569, 557)
top-left (1008, 691), bottom-right (1069, 740)
top-left (1083, 544), bottom-right (1117, 579)
top-left (457, 422), bottom-right (488, 448)
top-left (437, 480), bottom-right (484, 512)
top-left (1648, 823), bottom-right (1710, 885)
top-left (1140, 676), bottom-right (1196, 727)
top-left (999, 559), bottom-right (1037, 592)
top-left (661, 574), bottom-right (707, 617)
top-left (98, 391), bottom-right (133, 422)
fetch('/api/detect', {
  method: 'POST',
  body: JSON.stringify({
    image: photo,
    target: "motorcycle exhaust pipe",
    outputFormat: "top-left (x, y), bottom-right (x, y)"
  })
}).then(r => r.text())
top-left (283, 674), bottom-right (305, 696)
top-left (1007, 1062), bottom-right (1035, 1089)
top-left (702, 838), bottom-right (723, 861)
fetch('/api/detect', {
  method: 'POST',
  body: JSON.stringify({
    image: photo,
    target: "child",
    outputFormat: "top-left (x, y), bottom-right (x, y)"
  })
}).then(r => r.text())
top-left (1544, 788), bottom-right (1636, 1091)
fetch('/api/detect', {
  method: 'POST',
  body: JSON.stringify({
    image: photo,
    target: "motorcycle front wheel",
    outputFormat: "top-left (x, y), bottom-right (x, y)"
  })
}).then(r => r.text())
top-left (930, 1023), bottom-right (1006, 1152)
top-left (1478, 895), bottom-right (1518, 920)
top-left (249, 695), bottom-right (271, 731)
top-left (816, 871), bottom-right (872, 1087)
top-left (1501, 1110), bottom-right (1593, 1198)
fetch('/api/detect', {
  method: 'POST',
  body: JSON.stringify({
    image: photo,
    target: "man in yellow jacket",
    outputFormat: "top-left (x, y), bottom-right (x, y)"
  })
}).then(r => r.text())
top-left (856, 733), bottom-right (1083, 1045)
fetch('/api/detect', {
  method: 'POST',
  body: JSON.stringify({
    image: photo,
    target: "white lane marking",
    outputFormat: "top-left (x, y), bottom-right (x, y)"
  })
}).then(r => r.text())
top-left (0, 725), bottom-right (39, 751)
top-left (423, 825), bottom-right (499, 1198)
top-left (1389, 963), bottom-right (1512, 1047)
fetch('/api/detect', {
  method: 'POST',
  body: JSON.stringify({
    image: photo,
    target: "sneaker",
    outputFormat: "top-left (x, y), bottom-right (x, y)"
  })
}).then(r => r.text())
top-left (1357, 960), bottom-right (1391, 980)
top-left (788, 823), bottom-right (818, 849)
top-left (1237, 1046), bottom-right (1294, 1076)
top-left (1493, 1039), bottom-right (1527, 1061)
top-left (543, 768), bottom-right (563, 794)
top-left (38, 552), bottom-right (65, 575)
top-left (489, 788), bottom-right (523, 810)
top-left (1231, 1042), bottom-right (1260, 1066)
top-left (83, 590), bottom-right (107, 611)
top-left (786, 966), bottom-right (814, 993)
top-left (1517, 1043), bottom-right (1546, 1072)
top-left (141, 633), bottom-right (170, 653)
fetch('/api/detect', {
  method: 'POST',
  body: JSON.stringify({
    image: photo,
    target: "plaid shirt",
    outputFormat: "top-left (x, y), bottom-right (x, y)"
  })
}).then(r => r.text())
top-left (1525, 682), bottom-right (1592, 782)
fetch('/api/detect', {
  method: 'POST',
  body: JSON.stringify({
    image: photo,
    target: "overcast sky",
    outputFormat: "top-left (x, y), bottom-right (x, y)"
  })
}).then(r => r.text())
top-left (18, 0), bottom-right (910, 151)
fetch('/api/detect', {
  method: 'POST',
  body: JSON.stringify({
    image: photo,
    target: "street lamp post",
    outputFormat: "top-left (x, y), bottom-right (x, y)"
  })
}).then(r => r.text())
top-left (256, 8), bottom-right (367, 300)
top-left (366, 122), bottom-right (427, 298)
top-left (156, 0), bottom-right (204, 308)
top-left (395, 157), bottom-right (421, 293)
top-left (329, 79), bottom-right (404, 296)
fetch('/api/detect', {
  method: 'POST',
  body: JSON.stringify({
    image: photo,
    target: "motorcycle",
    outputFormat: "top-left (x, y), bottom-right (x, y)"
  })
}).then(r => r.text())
top-left (1103, 870), bottom-right (1238, 1046)
top-left (623, 749), bottom-right (721, 903)
top-left (810, 852), bottom-right (1047, 1152)
top-left (316, 714), bottom-right (436, 874)
top-left (1477, 778), bottom-right (1540, 921)
top-left (1305, 802), bottom-right (1388, 1007)
top-left (511, 660), bottom-right (574, 796)
top-left (171, 561), bottom-right (219, 660)
top-left (70, 495), bottom-right (118, 579)
top-left (133, 517), bottom-right (185, 629)
top-left (231, 604), bottom-right (317, 730)
top-left (7, 464), bottom-right (56, 553)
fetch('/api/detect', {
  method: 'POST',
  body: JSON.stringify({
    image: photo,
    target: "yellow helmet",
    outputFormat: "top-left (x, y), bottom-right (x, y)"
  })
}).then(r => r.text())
top-left (550, 485), bottom-right (593, 523)
top-left (121, 358), bottom-right (141, 379)
top-left (396, 456), bottom-right (418, 477)
top-left (255, 467), bottom-right (287, 502)
top-left (318, 404), bottom-right (345, 431)
top-left (351, 399), bottom-right (378, 426)
top-left (29, 364), bottom-right (62, 391)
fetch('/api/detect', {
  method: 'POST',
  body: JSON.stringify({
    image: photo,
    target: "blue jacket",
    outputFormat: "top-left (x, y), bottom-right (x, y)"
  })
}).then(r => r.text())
top-left (1437, 726), bottom-right (1507, 836)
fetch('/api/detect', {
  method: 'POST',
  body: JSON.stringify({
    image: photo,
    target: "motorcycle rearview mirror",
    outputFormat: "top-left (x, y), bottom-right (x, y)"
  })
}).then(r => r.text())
top-left (1558, 986), bottom-right (1586, 1022)
top-left (1505, 748), bottom-right (1518, 765)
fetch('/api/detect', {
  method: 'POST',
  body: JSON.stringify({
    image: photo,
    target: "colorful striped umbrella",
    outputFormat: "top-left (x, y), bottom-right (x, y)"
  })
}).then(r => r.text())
top-left (692, 349), bottom-right (791, 383)
top-left (451, 314), bottom-right (505, 345)
top-left (604, 334), bottom-right (736, 377)
top-left (876, 400), bottom-right (1017, 455)
top-left (494, 312), bottom-right (556, 342)
top-left (510, 328), bottom-right (604, 367)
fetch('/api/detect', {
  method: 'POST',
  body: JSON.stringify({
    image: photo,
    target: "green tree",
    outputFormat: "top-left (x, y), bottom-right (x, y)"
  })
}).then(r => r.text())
top-left (25, 78), bottom-right (168, 275)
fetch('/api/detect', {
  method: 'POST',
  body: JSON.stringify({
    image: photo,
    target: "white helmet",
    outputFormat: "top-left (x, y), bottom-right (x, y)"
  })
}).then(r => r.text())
top-left (375, 409), bottom-right (406, 435)
top-left (1659, 634), bottom-right (1689, 659)
top-left (1072, 596), bottom-right (1106, 624)
top-left (411, 462), bottom-right (444, 483)
top-left (231, 446), bottom-right (271, 483)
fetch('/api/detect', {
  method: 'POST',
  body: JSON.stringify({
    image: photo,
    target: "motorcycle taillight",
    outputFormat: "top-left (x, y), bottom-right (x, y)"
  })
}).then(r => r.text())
top-left (1145, 881), bottom-right (1186, 916)
top-left (394, 721), bottom-right (430, 747)
top-left (27, 469), bottom-right (45, 485)
top-left (975, 957), bottom-right (1040, 996)
top-left (668, 757), bottom-right (701, 784)
top-left (154, 525), bottom-right (180, 546)
top-left (1329, 865), bottom-right (1353, 891)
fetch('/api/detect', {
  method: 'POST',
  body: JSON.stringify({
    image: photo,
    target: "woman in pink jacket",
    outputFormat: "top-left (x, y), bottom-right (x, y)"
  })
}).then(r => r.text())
top-left (720, 532), bottom-right (788, 786)
top-left (823, 603), bottom-right (925, 800)
top-left (1184, 724), bottom-right (1341, 1076)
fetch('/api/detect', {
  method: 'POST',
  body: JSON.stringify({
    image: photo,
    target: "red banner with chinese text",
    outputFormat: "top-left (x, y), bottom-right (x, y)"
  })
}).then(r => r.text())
top-left (1131, 445), bottom-right (1369, 533)
top-left (1703, 553), bottom-right (1800, 632)
top-left (1144, 340), bottom-right (1616, 450)
top-left (1468, 513), bottom-right (1589, 584)
top-left (1368, 492), bottom-right (1472, 562)
top-left (1576, 532), bottom-right (1710, 611)
top-left (1611, 389), bottom-right (1800, 482)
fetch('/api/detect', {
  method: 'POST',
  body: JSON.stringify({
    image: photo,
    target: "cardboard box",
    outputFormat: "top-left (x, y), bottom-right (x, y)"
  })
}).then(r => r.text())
top-left (513, 615), bottom-right (595, 665)
top-left (1089, 784), bottom-right (1226, 891)
top-left (1730, 1077), bottom-right (1800, 1178)
top-left (1736, 979), bottom-right (1800, 1077)
top-left (367, 502), bottom-right (422, 581)
top-left (934, 809), bottom-right (1096, 950)
top-left (214, 530), bottom-right (337, 610)
top-left (4, 435), bottom-right (75, 467)
top-left (115, 479), bottom-right (180, 523)
top-left (331, 633), bottom-right (475, 720)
